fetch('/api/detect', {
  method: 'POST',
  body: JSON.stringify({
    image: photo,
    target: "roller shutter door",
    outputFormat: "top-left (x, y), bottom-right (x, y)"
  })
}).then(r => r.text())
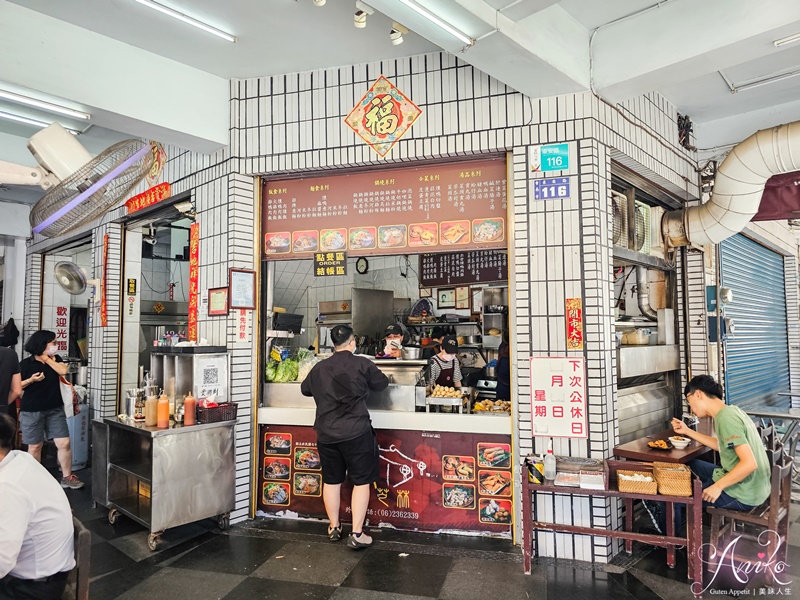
top-left (720, 234), bottom-right (790, 408)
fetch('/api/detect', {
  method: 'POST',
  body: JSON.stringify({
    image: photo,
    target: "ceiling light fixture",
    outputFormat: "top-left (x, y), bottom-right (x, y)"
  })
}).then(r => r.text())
top-left (396, 0), bottom-right (473, 46)
top-left (0, 89), bottom-right (90, 121)
top-left (774, 32), bottom-right (800, 48)
top-left (390, 22), bottom-right (408, 45)
top-left (0, 110), bottom-right (80, 135)
top-left (133, 0), bottom-right (237, 42)
top-left (313, 0), bottom-right (326, 6)
top-left (354, 0), bottom-right (374, 28)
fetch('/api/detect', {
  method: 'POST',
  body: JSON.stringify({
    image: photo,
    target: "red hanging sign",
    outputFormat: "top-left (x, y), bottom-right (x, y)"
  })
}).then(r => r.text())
top-left (565, 297), bottom-right (584, 350)
top-left (125, 182), bottom-right (172, 214)
top-left (187, 223), bottom-right (200, 341)
top-left (100, 234), bottom-right (108, 327)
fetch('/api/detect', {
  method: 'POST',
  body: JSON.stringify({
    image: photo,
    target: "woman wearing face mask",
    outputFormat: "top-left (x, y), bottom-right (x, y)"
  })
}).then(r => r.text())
top-left (18, 330), bottom-right (84, 489)
top-left (429, 336), bottom-right (462, 388)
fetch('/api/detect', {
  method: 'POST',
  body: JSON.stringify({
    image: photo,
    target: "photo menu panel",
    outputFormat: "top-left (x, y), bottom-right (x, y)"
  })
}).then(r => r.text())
top-left (262, 158), bottom-right (508, 259)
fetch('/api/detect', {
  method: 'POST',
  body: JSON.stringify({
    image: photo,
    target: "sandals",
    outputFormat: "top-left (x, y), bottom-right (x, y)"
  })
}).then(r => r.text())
top-left (346, 532), bottom-right (373, 549)
top-left (327, 524), bottom-right (343, 542)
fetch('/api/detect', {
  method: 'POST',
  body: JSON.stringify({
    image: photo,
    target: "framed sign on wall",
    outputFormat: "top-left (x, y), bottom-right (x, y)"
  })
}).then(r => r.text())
top-left (229, 269), bottom-right (256, 310)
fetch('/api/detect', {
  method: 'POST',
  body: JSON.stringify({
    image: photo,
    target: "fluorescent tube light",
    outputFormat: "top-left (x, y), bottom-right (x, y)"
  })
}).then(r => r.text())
top-left (0, 111), bottom-right (80, 134)
top-left (134, 0), bottom-right (237, 42)
top-left (0, 89), bottom-right (90, 120)
top-left (396, 0), bottom-right (473, 46)
top-left (774, 32), bottom-right (800, 47)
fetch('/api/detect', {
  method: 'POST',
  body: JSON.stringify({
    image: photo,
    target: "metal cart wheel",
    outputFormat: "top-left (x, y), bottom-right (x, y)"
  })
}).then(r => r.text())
top-left (217, 513), bottom-right (230, 531)
top-left (147, 533), bottom-right (162, 551)
top-left (107, 509), bottom-right (120, 525)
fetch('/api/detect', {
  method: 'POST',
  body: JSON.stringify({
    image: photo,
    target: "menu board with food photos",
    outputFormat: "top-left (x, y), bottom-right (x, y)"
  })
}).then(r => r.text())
top-left (419, 250), bottom-right (508, 287)
top-left (258, 425), bottom-right (513, 536)
top-left (262, 158), bottom-right (507, 259)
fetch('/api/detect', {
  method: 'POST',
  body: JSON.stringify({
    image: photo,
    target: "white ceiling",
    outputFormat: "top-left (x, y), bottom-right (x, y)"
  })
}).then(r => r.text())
top-left (7, 0), bottom-right (438, 79)
top-left (1, 0), bottom-right (799, 199)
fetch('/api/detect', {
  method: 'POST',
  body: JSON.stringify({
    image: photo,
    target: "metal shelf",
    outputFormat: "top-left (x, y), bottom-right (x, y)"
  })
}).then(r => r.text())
top-left (109, 494), bottom-right (152, 528)
top-left (406, 322), bottom-right (480, 328)
top-left (110, 460), bottom-right (152, 483)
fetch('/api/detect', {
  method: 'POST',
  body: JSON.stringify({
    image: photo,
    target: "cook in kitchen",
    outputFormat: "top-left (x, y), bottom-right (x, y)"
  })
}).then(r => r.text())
top-left (376, 324), bottom-right (404, 359)
top-left (429, 336), bottom-right (463, 388)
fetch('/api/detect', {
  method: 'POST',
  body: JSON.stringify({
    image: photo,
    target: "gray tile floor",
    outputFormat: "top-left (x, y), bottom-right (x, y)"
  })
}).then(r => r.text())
top-left (62, 467), bottom-right (800, 600)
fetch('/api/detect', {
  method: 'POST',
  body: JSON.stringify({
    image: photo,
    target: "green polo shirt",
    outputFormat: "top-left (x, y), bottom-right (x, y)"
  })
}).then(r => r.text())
top-left (712, 405), bottom-right (771, 507)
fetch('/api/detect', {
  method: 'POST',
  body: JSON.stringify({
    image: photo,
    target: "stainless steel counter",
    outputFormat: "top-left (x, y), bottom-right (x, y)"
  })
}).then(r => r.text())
top-left (102, 417), bottom-right (236, 438)
top-left (262, 382), bottom-right (426, 412)
top-left (93, 417), bottom-right (235, 549)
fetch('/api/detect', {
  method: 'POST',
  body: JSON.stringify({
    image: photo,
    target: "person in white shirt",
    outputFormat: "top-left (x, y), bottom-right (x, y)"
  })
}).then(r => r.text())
top-left (0, 413), bottom-right (75, 599)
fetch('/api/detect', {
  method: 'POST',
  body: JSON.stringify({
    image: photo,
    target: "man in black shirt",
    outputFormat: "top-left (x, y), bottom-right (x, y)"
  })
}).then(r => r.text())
top-left (301, 324), bottom-right (389, 549)
top-left (0, 348), bottom-right (21, 417)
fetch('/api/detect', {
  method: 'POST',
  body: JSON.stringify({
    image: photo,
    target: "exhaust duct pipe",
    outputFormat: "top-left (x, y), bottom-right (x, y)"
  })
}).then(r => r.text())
top-left (636, 267), bottom-right (658, 321)
top-left (664, 120), bottom-right (800, 247)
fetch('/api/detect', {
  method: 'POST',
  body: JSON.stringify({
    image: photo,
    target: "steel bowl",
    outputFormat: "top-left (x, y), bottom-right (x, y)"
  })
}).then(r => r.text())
top-left (464, 335), bottom-right (482, 344)
top-left (401, 346), bottom-right (421, 360)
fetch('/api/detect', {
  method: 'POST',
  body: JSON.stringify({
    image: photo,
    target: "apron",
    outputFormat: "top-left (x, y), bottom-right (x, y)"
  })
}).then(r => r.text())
top-left (431, 355), bottom-right (456, 386)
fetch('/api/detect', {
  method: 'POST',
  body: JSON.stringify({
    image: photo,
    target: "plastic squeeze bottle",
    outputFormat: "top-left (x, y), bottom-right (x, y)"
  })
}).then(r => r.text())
top-left (544, 441), bottom-right (557, 480)
top-left (157, 392), bottom-right (170, 429)
top-left (183, 392), bottom-right (196, 426)
top-left (144, 394), bottom-right (159, 427)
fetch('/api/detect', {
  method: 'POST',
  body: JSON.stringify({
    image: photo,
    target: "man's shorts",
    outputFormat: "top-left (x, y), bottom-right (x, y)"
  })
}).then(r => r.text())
top-left (317, 428), bottom-right (379, 486)
top-left (19, 408), bottom-right (70, 444)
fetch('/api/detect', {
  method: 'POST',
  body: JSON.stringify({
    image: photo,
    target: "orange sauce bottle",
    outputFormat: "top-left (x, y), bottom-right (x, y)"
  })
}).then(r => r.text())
top-left (157, 393), bottom-right (170, 429)
top-left (183, 392), bottom-right (196, 426)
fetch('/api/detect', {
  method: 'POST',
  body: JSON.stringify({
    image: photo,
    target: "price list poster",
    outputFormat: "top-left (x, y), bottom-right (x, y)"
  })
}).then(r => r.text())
top-left (530, 357), bottom-right (588, 438)
top-left (262, 158), bottom-right (508, 259)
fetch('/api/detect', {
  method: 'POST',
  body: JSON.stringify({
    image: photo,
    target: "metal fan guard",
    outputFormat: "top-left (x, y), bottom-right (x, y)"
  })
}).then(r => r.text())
top-left (30, 139), bottom-right (154, 238)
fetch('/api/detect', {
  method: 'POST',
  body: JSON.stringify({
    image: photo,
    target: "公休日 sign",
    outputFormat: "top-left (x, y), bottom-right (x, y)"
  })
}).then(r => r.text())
top-left (530, 356), bottom-right (587, 438)
top-left (533, 177), bottom-right (571, 200)
top-left (529, 143), bottom-right (570, 173)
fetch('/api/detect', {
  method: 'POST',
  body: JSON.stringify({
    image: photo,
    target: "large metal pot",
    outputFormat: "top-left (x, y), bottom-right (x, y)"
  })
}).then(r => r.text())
top-left (463, 335), bottom-right (482, 344)
top-left (483, 366), bottom-right (497, 378)
top-left (401, 346), bottom-right (421, 360)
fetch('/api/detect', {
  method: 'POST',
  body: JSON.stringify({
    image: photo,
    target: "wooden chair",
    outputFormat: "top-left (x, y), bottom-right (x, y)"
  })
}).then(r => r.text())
top-left (708, 452), bottom-right (792, 561)
top-left (62, 517), bottom-right (91, 600)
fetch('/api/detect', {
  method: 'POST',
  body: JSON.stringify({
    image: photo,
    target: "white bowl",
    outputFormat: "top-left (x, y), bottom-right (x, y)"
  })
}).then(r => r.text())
top-left (669, 436), bottom-right (690, 449)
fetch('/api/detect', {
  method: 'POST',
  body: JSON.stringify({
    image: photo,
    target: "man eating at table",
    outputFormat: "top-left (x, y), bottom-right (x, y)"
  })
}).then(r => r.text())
top-left (672, 374), bottom-right (771, 511)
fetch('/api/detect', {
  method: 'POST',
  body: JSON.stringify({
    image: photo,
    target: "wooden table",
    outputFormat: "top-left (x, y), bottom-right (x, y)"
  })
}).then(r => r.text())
top-left (521, 460), bottom-right (703, 597)
top-left (613, 427), bottom-right (712, 464)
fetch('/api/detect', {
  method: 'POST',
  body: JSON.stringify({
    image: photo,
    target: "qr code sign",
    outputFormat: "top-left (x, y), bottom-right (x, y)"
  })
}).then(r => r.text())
top-left (203, 368), bottom-right (219, 386)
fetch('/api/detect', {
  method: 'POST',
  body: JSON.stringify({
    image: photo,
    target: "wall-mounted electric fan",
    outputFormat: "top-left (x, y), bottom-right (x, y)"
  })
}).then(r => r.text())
top-left (0, 123), bottom-right (155, 238)
top-left (54, 261), bottom-right (99, 295)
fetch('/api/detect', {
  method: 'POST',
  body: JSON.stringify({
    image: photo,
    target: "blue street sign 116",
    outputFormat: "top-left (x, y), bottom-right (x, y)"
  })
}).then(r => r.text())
top-left (533, 178), bottom-right (571, 200)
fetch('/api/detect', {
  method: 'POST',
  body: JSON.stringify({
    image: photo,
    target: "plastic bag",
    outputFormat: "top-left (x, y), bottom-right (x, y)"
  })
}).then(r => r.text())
top-left (297, 352), bottom-right (320, 382)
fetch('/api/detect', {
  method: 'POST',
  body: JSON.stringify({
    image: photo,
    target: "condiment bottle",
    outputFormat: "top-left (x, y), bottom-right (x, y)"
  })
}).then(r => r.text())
top-left (183, 392), bottom-right (196, 426)
top-left (544, 440), bottom-right (556, 480)
top-left (144, 394), bottom-right (158, 427)
top-left (157, 392), bottom-right (170, 429)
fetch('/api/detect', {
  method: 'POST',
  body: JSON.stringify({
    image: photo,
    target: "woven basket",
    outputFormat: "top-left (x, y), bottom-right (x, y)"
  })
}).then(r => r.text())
top-left (617, 469), bottom-right (657, 495)
top-left (653, 462), bottom-right (692, 497)
top-left (196, 403), bottom-right (238, 424)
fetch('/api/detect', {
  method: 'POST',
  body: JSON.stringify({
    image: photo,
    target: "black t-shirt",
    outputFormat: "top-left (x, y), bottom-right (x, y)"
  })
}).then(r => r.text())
top-left (0, 347), bottom-right (20, 413)
top-left (20, 355), bottom-right (64, 413)
top-left (300, 351), bottom-right (389, 444)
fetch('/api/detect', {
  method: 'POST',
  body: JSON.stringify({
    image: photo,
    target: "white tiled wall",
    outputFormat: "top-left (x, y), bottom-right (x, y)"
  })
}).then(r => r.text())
top-left (23, 50), bottom-right (753, 557)
top-left (227, 52), bottom-right (700, 561)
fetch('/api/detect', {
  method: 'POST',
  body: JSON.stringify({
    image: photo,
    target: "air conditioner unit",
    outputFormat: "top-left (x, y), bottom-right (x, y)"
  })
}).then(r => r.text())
top-left (633, 201), bottom-right (651, 254)
top-left (611, 191), bottom-right (627, 248)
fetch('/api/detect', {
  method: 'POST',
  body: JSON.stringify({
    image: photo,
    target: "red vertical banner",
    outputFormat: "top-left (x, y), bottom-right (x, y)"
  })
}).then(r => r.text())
top-left (100, 234), bottom-right (109, 327)
top-left (565, 297), bottom-right (583, 350)
top-left (188, 223), bottom-right (200, 341)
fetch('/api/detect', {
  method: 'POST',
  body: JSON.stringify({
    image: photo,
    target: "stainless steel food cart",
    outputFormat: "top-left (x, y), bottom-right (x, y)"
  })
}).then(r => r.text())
top-left (92, 417), bottom-right (236, 550)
